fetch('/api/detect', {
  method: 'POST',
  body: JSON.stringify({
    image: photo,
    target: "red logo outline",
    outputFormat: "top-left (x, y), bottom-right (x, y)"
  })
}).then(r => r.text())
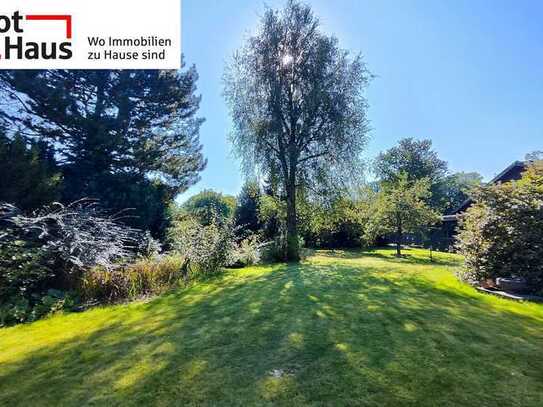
top-left (25, 15), bottom-right (72, 39)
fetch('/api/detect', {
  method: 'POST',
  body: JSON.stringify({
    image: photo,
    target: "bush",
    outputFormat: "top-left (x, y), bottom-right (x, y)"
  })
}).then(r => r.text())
top-left (0, 289), bottom-right (76, 326)
top-left (300, 194), bottom-right (371, 249)
top-left (135, 231), bottom-right (162, 259)
top-left (259, 239), bottom-right (285, 263)
top-left (0, 200), bottom-right (150, 323)
top-left (0, 200), bottom-right (141, 277)
top-left (168, 214), bottom-right (237, 279)
top-left (230, 235), bottom-right (261, 267)
top-left (456, 162), bottom-right (543, 292)
top-left (80, 254), bottom-right (185, 303)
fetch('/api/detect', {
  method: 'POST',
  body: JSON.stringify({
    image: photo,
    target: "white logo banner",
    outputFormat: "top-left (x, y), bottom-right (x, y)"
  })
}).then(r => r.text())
top-left (0, 0), bottom-right (181, 69)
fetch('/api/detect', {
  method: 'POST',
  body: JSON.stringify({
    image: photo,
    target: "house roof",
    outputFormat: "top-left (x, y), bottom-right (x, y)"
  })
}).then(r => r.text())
top-left (487, 160), bottom-right (526, 185)
top-left (444, 161), bottom-right (528, 221)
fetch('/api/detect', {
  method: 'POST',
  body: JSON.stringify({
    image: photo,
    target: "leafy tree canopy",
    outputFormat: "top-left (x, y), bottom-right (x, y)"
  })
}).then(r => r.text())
top-left (365, 173), bottom-right (440, 256)
top-left (234, 180), bottom-right (262, 236)
top-left (223, 0), bottom-right (371, 260)
top-left (438, 172), bottom-right (483, 214)
top-left (375, 138), bottom-right (447, 184)
top-left (299, 189), bottom-right (373, 248)
top-left (375, 137), bottom-right (482, 213)
top-left (179, 189), bottom-right (236, 226)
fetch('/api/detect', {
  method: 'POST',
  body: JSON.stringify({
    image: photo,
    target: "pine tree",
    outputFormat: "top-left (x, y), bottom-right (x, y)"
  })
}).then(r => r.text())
top-left (0, 65), bottom-right (206, 234)
top-left (234, 181), bottom-right (262, 235)
top-left (0, 131), bottom-right (62, 211)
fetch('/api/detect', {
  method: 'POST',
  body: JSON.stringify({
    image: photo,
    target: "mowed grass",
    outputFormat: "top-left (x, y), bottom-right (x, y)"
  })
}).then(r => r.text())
top-left (1, 249), bottom-right (543, 406)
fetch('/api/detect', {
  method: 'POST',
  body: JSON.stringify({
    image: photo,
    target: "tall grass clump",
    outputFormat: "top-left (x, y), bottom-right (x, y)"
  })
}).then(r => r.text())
top-left (80, 254), bottom-right (185, 303)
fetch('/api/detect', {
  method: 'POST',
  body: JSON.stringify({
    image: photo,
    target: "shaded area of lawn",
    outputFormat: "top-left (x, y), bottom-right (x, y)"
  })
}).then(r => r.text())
top-left (1, 248), bottom-right (542, 406)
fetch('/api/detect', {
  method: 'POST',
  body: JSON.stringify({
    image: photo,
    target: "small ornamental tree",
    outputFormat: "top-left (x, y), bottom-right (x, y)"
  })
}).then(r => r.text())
top-left (365, 174), bottom-right (440, 256)
top-left (456, 161), bottom-right (543, 291)
top-left (374, 137), bottom-right (484, 213)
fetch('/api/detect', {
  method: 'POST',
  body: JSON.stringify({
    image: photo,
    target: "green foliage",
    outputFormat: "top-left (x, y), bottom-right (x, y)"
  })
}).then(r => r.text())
top-left (258, 193), bottom-right (286, 239)
top-left (78, 173), bottom-right (174, 236)
top-left (0, 132), bottom-right (62, 211)
top-left (136, 231), bottom-right (163, 259)
top-left (456, 162), bottom-right (543, 292)
top-left (300, 192), bottom-right (373, 248)
top-left (224, 0), bottom-right (371, 260)
top-left (0, 201), bottom-right (150, 324)
top-left (0, 242), bottom-right (53, 302)
top-left (256, 187), bottom-right (373, 250)
top-left (180, 189), bottom-right (236, 226)
top-left (257, 193), bottom-right (302, 260)
top-left (365, 174), bottom-right (440, 255)
top-left (438, 172), bottom-right (483, 214)
top-left (375, 138), bottom-right (447, 185)
top-left (230, 235), bottom-right (261, 267)
top-left (0, 66), bottom-right (206, 235)
top-left (168, 214), bottom-right (237, 278)
top-left (80, 255), bottom-right (185, 304)
top-left (0, 289), bottom-right (76, 326)
top-left (374, 137), bottom-right (482, 214)
top-left (234, 180), bottom-right (262, 236)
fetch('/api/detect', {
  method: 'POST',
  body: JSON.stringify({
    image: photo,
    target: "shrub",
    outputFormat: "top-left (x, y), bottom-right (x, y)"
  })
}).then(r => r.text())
top-left (0, 200), bottom-right (150, 323)
top-left (80, 254), bottom-right (185, 303)
top-left (364, 174), bottom-right (440, 256)
top-left (135, 231), bottom-right (162, 259)
top-left (230, 235), bottom-right (261, 267)
top-left (300, 194), bottom-right (372, 249)
top-left (168, 213), bottom-right (237, 279)
top-left (456, 162), bottom-right (543, 292)
top-left (0, 200), bottom-right (141, 276)
top-left (0, 289), bottom-right (76, 326)
top-left (259, 239), bottom-right (286, 263)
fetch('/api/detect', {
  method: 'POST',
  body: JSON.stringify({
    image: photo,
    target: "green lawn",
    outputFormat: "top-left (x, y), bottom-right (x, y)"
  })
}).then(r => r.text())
top-left (1, 248), bottom-right (543, 406)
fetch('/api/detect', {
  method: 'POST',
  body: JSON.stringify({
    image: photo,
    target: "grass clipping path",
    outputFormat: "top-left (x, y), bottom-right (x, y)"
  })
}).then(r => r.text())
top-left (1, 248), bottom-right (542, 406)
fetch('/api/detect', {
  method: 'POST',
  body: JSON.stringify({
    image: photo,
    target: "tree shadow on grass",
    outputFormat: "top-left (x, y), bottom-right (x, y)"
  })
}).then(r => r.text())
top-left (1, 255), bottom-right (542, 406)
top-left (318, 247), bottom-right (463, 267)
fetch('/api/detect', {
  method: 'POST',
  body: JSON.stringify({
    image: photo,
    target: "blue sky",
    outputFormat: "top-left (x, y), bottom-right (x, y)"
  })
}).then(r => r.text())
top-left (179, 0), bottom-right (543, 201)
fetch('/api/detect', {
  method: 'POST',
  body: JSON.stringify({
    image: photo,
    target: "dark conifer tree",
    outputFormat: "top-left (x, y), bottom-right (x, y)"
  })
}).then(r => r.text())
top-left (0, 64), bottom-right (206, 234)
top-left (0, 131), bottom-right (62, 211)
top-left (234, 180), bottom-right (262, 236)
